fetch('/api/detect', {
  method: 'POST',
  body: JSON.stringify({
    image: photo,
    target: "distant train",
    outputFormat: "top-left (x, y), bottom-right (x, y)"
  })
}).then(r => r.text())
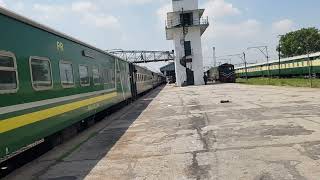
top-left (207, 63), bottom-right (236, 83)
top-left (0, 8), bottom-right (165, 163)
top-left (235, 52), bottom-right (320, 78)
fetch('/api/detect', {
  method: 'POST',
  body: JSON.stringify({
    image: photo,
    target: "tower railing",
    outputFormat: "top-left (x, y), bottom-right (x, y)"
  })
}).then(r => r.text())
top-left (166, 16), bottom-right (209, 29)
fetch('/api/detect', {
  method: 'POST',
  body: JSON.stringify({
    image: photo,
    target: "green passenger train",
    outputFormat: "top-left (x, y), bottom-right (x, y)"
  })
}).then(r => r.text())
top-left (235, 52), bottom-right (320, 78)
top-left (0, 8), bottom-right (165, 163)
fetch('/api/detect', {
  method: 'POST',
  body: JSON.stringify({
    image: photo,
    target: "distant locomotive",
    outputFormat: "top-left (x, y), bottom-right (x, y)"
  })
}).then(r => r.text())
top-left (207, 63), bottom-right (236, 83)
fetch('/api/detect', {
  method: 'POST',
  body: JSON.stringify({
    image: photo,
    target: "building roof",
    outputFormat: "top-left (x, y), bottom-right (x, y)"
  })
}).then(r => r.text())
top-left (167, 9), bottom-right (205, 18)
top-left (160, 62), bottom-right (175, 72)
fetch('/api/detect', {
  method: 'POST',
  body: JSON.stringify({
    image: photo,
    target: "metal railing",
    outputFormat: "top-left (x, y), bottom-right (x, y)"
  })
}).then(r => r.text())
top-left (108, 50), bottom-right (175, 64)
top-left (166, 17), bottom-right (209, 29)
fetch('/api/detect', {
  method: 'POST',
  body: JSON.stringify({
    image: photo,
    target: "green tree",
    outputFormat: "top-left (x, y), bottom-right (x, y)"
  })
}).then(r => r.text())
top-left (277, 27), bottom-right (320, 58)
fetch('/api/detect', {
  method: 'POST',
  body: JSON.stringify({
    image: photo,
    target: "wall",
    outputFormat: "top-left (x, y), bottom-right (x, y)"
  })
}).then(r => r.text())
top-left (173, 28), bottom-right (187, 86)
top-left (172, 0), bottom-right (198, 11)
top-left (185, 27), bottom-right (204, 85)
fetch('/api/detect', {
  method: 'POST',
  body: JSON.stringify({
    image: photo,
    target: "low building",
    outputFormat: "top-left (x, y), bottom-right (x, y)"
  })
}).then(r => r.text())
top-left (160, 62), bottom-right (176, 83)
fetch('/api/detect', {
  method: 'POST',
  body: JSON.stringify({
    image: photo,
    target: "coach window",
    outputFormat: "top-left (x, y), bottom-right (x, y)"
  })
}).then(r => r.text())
top-left (93, 66), bottom-right (100, 85)
top-left (59, 61), bottom-right (74, 88)
top-left (30, 57), bottom-right (53, 90)
top-left (79, 65), bottom-right (90, 86)
top-left (0, 51), bottom-right (18, 93)
top-left (102, 69), bottom-right (108, 84)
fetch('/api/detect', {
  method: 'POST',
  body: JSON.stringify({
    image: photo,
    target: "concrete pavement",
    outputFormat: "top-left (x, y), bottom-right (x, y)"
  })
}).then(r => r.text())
top-left (7, 84), bottom-right (320, 180)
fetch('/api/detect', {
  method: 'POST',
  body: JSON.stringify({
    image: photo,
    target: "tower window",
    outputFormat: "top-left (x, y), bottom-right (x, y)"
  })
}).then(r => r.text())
top-left (180, 12), bottom-right (193, 26)
top-left (184, 41), bottom-right (192, 56)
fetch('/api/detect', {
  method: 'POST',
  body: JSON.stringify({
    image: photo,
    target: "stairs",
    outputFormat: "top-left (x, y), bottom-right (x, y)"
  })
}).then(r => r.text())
top-left (180, 19), bottom-right (194, 86)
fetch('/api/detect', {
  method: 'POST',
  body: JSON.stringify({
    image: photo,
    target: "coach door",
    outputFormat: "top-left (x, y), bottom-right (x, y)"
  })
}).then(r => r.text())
top-left (129, 63), bottom-right (137, 100)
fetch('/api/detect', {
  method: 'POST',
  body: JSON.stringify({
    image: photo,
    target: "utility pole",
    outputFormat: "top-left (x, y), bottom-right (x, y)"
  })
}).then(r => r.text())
top-left (247, 46), bottom-right (270, 83)
top-left (307, 47), bottom-right (312, 88)
top-left (298, 43), bottom-right (312, 88)
top-left (213, 47), bottom-right (216, 67)
top-left (278, 35), bottom-right (283, 77)
top-left (278, 43), bottom-right (281, 77)
top-left (244, 52), bottom-right (248, 81)
top-left (266, 46), bottom-right (270, 78)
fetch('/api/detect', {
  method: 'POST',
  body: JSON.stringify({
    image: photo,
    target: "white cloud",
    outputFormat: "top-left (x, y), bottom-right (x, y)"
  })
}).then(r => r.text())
top-left (272, 19), bottom-right (294, 34)
top-left (203, 0), bottom-right (241, 19)
top-left (69, 1), bottom-right (120, 29)
top-left (82, 13), bottom-right (119, 29)
top-left (30, 2), bottom-right (120, 30)
top-left (118, 0), bottom-right (154, 5)
top-left (71, 1), bottom-right (97, 13)
top-left (208, 19), bottom-right (261, 39)
top-left (0, 0), bottom-right (6, 8)
top-left (12, 1), bottom-right (25, 12)
top-left (157, 3), bottom-right (171, 23)
top-left (33, 4), bottom-right (67, 20)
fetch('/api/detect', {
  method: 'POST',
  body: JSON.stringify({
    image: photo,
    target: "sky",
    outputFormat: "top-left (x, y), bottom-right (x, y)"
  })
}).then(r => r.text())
top-left (0, 0), bottom-right (320, 71)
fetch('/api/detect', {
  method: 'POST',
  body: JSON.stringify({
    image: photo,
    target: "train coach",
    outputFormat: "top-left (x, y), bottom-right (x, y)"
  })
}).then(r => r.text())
top-left (235, 52), bottom-right (320, 78)
top-left (0, 8), bottom-right (165, 164)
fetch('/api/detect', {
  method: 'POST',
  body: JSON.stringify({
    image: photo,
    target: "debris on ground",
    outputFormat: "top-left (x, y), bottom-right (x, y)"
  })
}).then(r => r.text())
top-left (220, 100), bottom-right (231, 103)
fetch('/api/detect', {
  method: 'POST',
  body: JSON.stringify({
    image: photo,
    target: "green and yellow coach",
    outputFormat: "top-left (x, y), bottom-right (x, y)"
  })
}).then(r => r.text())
top-left (0, 7), bottom-right (164, 163)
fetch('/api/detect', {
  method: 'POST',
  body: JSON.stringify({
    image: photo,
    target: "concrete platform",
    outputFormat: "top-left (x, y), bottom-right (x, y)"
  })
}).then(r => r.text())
top-left (6, 84), bottom-right (320, 180)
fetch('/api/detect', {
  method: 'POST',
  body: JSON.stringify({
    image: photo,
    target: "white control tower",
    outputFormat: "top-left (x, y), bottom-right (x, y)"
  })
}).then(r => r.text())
top-left (166, 0), bottom-right (209, 86)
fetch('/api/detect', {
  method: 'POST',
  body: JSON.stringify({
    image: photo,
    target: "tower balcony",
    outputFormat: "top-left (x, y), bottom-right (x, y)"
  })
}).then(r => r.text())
top-left (165, 17), bottom-right (209, 40)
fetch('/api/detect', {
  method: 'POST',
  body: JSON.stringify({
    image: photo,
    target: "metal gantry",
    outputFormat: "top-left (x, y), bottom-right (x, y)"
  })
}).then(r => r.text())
top-left (247, 46), bottom-right (270, 78)
top-left (107, 49), bottom-right (175, 64)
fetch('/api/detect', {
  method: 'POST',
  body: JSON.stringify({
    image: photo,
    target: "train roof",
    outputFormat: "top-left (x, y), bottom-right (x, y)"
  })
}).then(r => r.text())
top-left (235, 51), bottom-right (320, 69)
top-left (160, 62), bottom-right (175, 72)
top-left (0, 7), bottom-right (125, 62)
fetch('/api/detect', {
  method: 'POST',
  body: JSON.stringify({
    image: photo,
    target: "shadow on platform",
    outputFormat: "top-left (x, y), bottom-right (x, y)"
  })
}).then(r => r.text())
top-left (40, 85), bottom-right (165, 179)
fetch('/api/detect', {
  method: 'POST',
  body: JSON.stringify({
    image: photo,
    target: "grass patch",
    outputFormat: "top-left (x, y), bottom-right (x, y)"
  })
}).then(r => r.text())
top-left (236, 77), bottom-right (320, 88)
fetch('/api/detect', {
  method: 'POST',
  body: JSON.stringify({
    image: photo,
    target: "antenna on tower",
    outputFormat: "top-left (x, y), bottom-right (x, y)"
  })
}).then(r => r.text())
top-left (213, 47), bottom-right (216, 67)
